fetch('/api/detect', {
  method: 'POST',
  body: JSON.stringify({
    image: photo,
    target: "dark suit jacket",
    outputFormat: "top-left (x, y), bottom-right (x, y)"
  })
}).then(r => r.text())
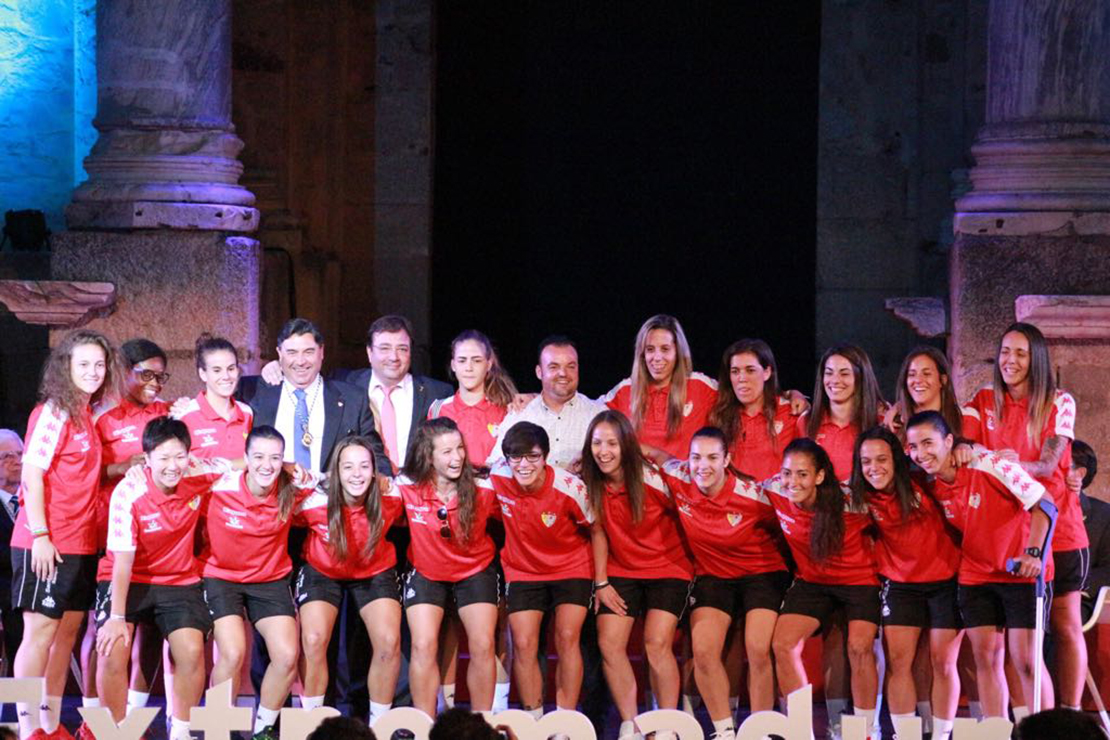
top-left (339, 368), bottom-right (453, 459)
top-left (238, 375), bottom-right (392, 476)
top-left (1082, 492), bottom-right (1110, 607)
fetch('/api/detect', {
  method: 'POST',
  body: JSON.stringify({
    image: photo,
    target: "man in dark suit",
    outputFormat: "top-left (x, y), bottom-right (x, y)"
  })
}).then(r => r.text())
top-left (0, 429), bottom-right (23, 680)
top-left (1072, 440), bottom-right (1110, 622)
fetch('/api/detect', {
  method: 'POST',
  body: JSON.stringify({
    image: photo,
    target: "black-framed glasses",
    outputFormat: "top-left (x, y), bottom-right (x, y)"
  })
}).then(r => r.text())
top-left (436, 506), bottom-right (451, 539)
top-left (133, 368), bottom-right (171, 385)
top-left (0, 451), bottom-right (20, 463)
top-left (507, 452), bottom-right (544, 465)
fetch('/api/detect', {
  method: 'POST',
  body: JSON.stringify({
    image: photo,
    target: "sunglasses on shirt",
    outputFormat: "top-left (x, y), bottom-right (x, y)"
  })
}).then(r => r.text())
top-left (436, 506), bottom-right (451, 539)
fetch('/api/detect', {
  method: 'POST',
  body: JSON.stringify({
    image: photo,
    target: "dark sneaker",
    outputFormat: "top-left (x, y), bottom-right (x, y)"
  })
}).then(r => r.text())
top-left (251, 727), bottom-right (278, 740)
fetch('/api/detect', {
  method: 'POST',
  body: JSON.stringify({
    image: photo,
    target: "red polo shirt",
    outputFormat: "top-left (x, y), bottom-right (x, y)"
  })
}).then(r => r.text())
top-left (295, 488), bottom-right (404, 580)
top-left (175, 391), bottom-right (253, 460)
top-left (428, 393), bottom-right (508, 466)
top-left (796, 412), bottom-right (859, 483)
top-left (866, 479), bottom-right (960, 583)
top-left (394, 477), bottom-right (497, 582)
top-left (598, 465), bottom-right (693, 580)
top-left (487, 464), bottom-right (594, 582)
top-left (729, 397), bottom-right (801, 480)
top-left (961, 387), bottom-right (1086, 552)
top-left (603, 373), bottom-right (718, 459)
top-left (14, 403), bottom-right (102, 554)
top-left (659, 461), bottom-right (785, 579)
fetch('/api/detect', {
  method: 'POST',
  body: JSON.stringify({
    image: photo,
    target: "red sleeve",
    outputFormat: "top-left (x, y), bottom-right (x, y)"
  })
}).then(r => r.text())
top-left (960, 391), bottom-right (987, 442)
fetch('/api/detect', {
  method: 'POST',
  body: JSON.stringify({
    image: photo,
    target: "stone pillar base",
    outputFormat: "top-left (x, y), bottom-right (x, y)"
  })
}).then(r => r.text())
top-left (66, 201), bottom-right (258, 232)
top-left (949, 229), bottom-right (1110, 496)
top-left (49, 231), bottom-right (262, 401)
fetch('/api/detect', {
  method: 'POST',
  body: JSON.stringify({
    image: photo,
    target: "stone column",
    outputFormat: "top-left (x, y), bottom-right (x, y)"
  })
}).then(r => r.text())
top-left (52, 0), bottom-right (262, 400)
top-left (950, 0), bottom-right (1110, 496)
top-left (66, 0), bottom-right (258, 231)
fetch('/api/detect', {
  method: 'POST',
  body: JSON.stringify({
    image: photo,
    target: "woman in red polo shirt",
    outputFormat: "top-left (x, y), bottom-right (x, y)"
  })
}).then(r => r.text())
top-left (394, 417), bottom-right (500, 717)
top-left (175, 334), bottom-right (253, 461)
top-left (885, 346), bottom-right (963, 444)
top-left (850, 426), bottom-right (963, 740)
top-left (657, 427), bottom-right (790, 740)
top-left (961, 322), bottom-right (1084, 711)
top-left (602, 315), bottom-right (718, 462)
top-left (584, 410), bottom-right (693, 739)
top-left (12, 329), bottom-right (120, 740)
top-left (200, 426), bottom-right (316, 740)
top-left (295, 436), bottom-right (404, 724)
top-left (766, 438), bottom-right (881, 735)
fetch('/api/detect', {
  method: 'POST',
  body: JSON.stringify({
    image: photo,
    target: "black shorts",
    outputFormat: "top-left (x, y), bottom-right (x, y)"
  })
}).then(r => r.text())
top-left (880, 577), bottom-right (962, 630)
top-left (94, 581), bottom-right (211, 635)
top-left (958, 582), bottom-right (1041, 629)
top-left (781, 578), bottom-right (881, 625)
top-left (690, 571), bottom-right (791, 617)
top-left (295, 563), bottom-right (401, 611)
top-left (1052, 548), bottom-right (1090, 595)
top-left (11, 548), bottom-right (98, 618)
top-left (506, 578), bottom-right (592, 614)
top-left (403, 561), bottom-right (500, 610)
top-left (599, 577), bottom-right (692, 618)
top-left (202, 577), bottom-right (295, 623)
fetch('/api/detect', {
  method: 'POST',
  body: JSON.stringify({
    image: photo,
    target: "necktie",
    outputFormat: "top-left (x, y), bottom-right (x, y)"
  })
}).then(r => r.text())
top-left (293, 388), bottom-right (311, 469)
top-left (381, 385), bottom-right (400, 468)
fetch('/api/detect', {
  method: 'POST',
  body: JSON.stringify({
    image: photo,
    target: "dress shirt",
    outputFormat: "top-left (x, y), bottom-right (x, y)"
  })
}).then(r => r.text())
top-left (0, 489), bottom-right (14, 521)
top-left (275, 375), bottom-right (326, 473)
top-left (368, 372), bottom-right (414, 467)
top-left (486, 392), bottom-right (605, 469)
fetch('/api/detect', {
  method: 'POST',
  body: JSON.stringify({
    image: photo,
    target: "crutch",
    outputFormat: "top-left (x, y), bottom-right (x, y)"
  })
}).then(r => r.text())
top-left (1006, 497), bottom-right (1057, 715)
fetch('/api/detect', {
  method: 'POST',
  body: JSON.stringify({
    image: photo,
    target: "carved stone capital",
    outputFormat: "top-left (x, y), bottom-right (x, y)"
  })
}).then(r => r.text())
top-left (0, 280), bottom-right (116, 327)
top-left (884, 297), bottom-right (948, 338)
top-left (1014, 294), bottom-right (1110, 339)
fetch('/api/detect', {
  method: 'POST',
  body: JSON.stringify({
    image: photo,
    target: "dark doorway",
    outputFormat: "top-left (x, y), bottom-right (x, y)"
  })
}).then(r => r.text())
top-left (433, 2), bottom-right (821, 396)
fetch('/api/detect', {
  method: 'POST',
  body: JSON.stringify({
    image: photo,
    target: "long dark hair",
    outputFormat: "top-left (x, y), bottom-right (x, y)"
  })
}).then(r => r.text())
top-left (849, 426), bottom-right (919, 523)
top-left (708, 339), bottom-right (781, 449)
top-left (402, 417), bottom-right (479, 543)
top-left (449, 330), bottom-right (518, 408)
top-left (993, 322), bottom-right (1055, 449)
top-left (892, 346), bottom-right (961, 439)
top-left (581, 410), bottom-right (648, 525)
top-left (807, 344), bottom-right (884, 439)
top-left (784, 438), bottom-right (845, 562)
top-left (323, 436), bottom-right (385, 561)
top-left (245, 426), bottom-right (297, 521)
top-left (40, 329), bottom-right (122, 431)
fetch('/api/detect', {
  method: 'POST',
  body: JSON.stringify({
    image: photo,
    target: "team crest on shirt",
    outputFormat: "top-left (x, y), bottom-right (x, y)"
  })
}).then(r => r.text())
top-left (985, 410), bottom-right (996, 431)
top-left (188, 495), bottom-right (202, 510)
top-left (488, 423), bottom-right (499, 437)
top-left (678, 502), bottom-right (693, 517)
top-left (774, 420), bottom-right (784, 434)
top-left (726, 512), bottom-right (742, 527)
top-left (968, 493), bottom-right (981, 509)
top-left (683, 402), bottom-right (693, 417)
top-left (541, 512), bottom-right (557, 527)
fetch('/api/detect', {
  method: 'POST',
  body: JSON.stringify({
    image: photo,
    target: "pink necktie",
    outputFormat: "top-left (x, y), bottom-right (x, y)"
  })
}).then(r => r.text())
top-left (381, 385), bottom-right (400, 467)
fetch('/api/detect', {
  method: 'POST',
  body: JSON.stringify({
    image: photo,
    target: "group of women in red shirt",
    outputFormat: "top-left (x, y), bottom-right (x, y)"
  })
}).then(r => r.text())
top-left (6, 313), bottom-right (1088, 740)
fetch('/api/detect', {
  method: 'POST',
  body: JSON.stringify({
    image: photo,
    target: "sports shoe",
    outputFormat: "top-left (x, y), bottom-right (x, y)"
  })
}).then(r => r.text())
top-left (251, 727), bottom-right (278, 740)
top-left (48, 726), bottom-right (76, 740)
top-left (24, 730), bottom-right (50, 740)
top-left (75, 722), bottom-right (97, 740)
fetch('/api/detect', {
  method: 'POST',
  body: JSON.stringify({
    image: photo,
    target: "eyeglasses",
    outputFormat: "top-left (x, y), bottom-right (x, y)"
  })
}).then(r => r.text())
top-left (0, 451), bottom-right (20, 463)
top-left (436, 506), bottom-right (451, 539)
top-left (507, 452), bottom-right (545, 465)
top-left (133, 369), bottom-right (171, 385)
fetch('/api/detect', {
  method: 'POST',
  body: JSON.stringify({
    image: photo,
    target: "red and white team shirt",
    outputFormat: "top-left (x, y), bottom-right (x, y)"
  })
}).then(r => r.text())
top-left (599, 465), bottom-right (694, 581)
top-left (103, 461), bottom-right (230, 586)
top-left (428, 393), bottom-right (507, 467)
top-left (762, 476), bottom-right (878, 585)
top-left (394, 477), bottom-right (498, 582)
top-left (929, 450), bottom-right (1047, 585)
top-left (866, 478), bottom-right (960, 583)
top-left (961, 387), bottom-right (1086, 552)
top-left (13, 403), bottom-right (102, 554)
top-left (175, 391), bottom-right (253, 460)
top-left (603, 373), bottom-right (718, 459)
top-left (796, 412), bottom-right (861, 483)
top-left (294, 488), bottom-right (404, 580)
top-left (730, 397), bottom-right (801, 481)
top-left (659, 461), bottom-right (785, 579)
top-left (198, 471), bottom-right (315, 583)
top-left (487, 463), bottom-right (594, 582)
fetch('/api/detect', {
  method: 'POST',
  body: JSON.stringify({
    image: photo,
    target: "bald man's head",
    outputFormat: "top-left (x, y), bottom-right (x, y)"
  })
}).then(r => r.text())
top-left (0, 430), bottom-right (23, 491)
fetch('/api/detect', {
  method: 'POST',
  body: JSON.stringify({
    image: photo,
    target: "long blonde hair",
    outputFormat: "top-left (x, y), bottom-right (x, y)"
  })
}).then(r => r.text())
top-left (630, 314), bottom-right (693, 438)
top-left (993, 322), bottom-right (1055, 448)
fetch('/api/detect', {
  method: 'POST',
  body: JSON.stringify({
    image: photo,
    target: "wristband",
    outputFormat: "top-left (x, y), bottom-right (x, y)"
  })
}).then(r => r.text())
top-left (31, 528), bottom-right (49, 539)
top-left (109, 614), bottom-right (126, 621)
top-left (594, 581), bottom-right (610, 590)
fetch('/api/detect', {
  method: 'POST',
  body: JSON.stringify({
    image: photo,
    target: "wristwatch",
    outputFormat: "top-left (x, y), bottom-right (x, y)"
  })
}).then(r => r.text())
top-left (1024, 546), bottom-right (1042, 559)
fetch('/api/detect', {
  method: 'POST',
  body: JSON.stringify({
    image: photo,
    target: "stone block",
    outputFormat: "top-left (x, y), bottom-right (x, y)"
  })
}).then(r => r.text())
top-left (816, 219), bottom-right (917, 291)
top-left (49, 230), bottom-right (262, 401)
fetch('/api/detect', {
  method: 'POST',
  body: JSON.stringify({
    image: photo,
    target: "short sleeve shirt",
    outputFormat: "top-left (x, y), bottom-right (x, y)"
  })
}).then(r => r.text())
top-left (394, 477), bottom-right (498, 582)
top-left (796, 412), bottom-right (860, 483)
top-left (175, 391), bottom-right (253, 460)
top-left (729, 397), bottom-right (801, 481)
top-left (429, 393), bottom-right (507, 467)
top-left (603, 373), bottom-right (718, 459)
top-left (294, 487), bottom-right (404, 580)
top-left (599, 465), bottom-right (693, 580)
top-left (866, 479), bottom-right (960, 583)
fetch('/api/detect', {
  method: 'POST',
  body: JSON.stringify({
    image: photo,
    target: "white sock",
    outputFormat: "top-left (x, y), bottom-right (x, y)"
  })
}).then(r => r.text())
top-left (827, 698), bottom-right (848, 727)
top-left (41, 695), bottom-right (61, 733)
top-left (300, 695), bottom-right (325, 711)
top-left (891, 712), bottom-right (915, 735)
top-left (618, 719), bottom-right (636, 738)
top-left (17, 700), bottom-right (41, 739)
top-left (369, 702), bottom-right (391, 725)
top-left (493, 681), bottom-right (510, 713)
top-left (169, 717), bottom-right (191, 740)
top-left (712, 716), bottom-right (736, 738)
top-left (555, 705), bottom-right (575, 713)
top-left (127, 690), bottom-right (150, 709)
top-left (917, 701), bottom-right (932, 733)
top-left (1063, 704), bottom-right (1081, 711)
top-left (682, 693), bottom-right (702, 713)
top-left (82, 696), bottom-right (101, 708)
top-left (854, 707), bottom-right (876, 733)
top-left (526, 706), bottom-right (543, 720)
top-left (933, 716), bottom-right (954, 740)
top-left (442, 682), bottom-right (456, 709)
top-left (253, 705), bottom-right (279, 733)
top-left (968, 700), bottom-right (983, 720)
top-left (1012, 705), bottom-right (1030, 723)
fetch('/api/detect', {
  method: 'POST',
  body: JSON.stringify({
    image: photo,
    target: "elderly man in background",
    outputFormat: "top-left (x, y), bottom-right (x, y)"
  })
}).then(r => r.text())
top-left (0, 429), bottom-right (24, 675)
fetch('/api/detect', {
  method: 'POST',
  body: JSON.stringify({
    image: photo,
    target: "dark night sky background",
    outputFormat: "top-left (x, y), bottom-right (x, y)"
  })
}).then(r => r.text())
top-left (432, 3), bottom-right (822, 398)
